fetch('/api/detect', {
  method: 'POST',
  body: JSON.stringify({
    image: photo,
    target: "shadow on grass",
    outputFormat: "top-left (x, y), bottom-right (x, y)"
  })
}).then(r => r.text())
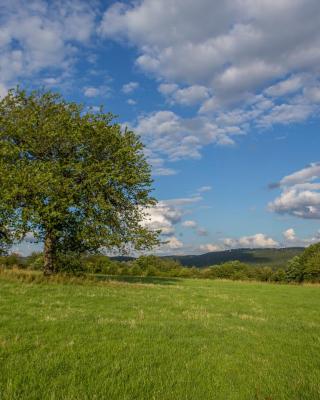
top-left (94, 274), bottom-right (181, 286)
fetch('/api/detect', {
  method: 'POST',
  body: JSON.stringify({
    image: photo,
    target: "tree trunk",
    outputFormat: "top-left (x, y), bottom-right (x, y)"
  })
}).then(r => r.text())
top-left (44, 232), bottom-right (56, 275)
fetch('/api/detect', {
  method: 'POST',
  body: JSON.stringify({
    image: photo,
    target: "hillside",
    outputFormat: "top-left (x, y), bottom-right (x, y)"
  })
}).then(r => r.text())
top-left (165, 247), bottom-right (304, 268)
top-left (113, 247), bottom-right (304, 268)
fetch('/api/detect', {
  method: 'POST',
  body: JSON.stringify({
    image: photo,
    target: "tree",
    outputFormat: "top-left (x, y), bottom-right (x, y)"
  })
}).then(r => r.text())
top-left (0, 88), bottom-right (159, 274)
top-left (285, 256), bottom-right (304, 282)
top-left (298, 243), bottom-right (320, 282)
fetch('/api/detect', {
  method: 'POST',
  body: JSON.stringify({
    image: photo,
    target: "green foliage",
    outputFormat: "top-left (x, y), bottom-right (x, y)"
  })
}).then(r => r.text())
top-left (299, 243), bottom-right (320, 282)
top-left (0, 253), bottom-right (23, 268)
top-left (1, 242), bottom-right (319, 283)
top-left (0, 88), bottom-right (159, 272)
top-left (133, 255), bottom-right (182, 274)
top-left (285, 256), bottom-right (304, 282)
top-left (270, 268), bottom-right (286, 282)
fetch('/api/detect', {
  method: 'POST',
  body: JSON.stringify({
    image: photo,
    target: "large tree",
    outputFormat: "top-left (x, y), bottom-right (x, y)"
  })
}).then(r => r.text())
top-left (0, 88), bottom-right (159, 274)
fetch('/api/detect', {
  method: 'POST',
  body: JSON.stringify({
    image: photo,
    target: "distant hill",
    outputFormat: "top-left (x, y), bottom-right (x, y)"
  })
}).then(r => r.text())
top-left (164, 247), bottom-right (304, 268)
top-left (112, 247), bottom-right (304, 268)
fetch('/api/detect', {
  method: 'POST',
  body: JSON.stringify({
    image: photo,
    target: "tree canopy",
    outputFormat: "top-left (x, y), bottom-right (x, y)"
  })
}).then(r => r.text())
top-left (0, 88), bottom-right (159, 274)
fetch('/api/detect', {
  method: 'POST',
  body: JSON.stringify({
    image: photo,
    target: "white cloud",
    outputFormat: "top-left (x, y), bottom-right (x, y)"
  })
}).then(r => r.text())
top-left (281, 228), bottom-right (320, 247)
top-left (144, 201), bottom-right (183, 236)
top-left (199, 233), bottom-right (279, 252)
top-left (0, 1), bottom-right (96, 92)
top-left (153, 168), bottom-right (177, 176)
top-left (257, 103), bottom-right (314, 127)
top-left (143, 195), bottom-right (202, 237)
top-left (159, 84), bottom-right (209, 106)
top-left (182, 220), bottom-right (197, 228)
top-left (100, 0), bottom-right (320, 104)
top-left (165, 236), bottom-right (184, 249)
top-left (84, 87), bottom-right (100, 97)
top-left (127, 99), bottom-right (136, 105)
top-left (199, 243), bottom-right (223, 252)
top-left (130, 110), bottom-right (242, 165)
top-left (269, 163), bottom-right (320, 219)
top-left (122, 81), bottom-right (139, 94)
top-left (223, 233), bottom-right (279, 249)
top-left (100, 0), bottom-right (320, 164)
top-left (158, 83), bottom-right (178, 95)
top-left (264, 75), bottom-right (303, 97)
top-left (181, 219), bottom-right (207, 236)
top-left (279, 162), bottom-right (320, 186)
top-left (283, 228), bottom-right (296, 241)
top-left (197, 186), bottom-right (212, 193)
top-left (269, 184), bottom-right (320, 219)
top-left (304, 86), bottom-right (320, 103)
top-left (42, 77), bottom-right (61, 86)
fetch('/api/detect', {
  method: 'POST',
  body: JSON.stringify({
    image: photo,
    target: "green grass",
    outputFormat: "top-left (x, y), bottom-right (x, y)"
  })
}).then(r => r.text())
top-left (0, 274), bottom-right (320, 399)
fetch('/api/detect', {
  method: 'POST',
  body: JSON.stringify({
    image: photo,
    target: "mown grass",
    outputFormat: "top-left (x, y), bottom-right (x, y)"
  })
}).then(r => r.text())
top-left (0, 271), bottom-right (319, 400)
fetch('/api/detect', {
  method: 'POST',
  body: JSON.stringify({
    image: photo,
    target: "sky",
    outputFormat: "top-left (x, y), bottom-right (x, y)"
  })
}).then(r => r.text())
top-left (1, 0), bottom-right (320, 256)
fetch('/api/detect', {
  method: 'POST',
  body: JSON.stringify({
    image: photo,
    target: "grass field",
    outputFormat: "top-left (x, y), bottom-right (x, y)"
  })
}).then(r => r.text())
top-left (0, 274), bottom-right (319, 399)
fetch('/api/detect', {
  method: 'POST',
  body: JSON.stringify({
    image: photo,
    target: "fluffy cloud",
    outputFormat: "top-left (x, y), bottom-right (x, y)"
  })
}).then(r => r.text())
top-left (0, 1), bottom-right (96, 95)
top-left (122, 81), bottom-right (139, 94)
top-left (159, 84), bottom-right (209, 106)
top-left (264, 76), bottom-right (303, 97)
top-left (130, 110), bottom-right (243, 166)
top-left (283, 228), bottom-right (296, 241)
top-left (127, 99), bottom-right (136, 105)
top-left (164, 236), bottom-right (184, 250)
top-left (279, 163), bottom-right (320, 186)
top-left (83, 86), bottom-right (111, 99)
top-left (100, 0), bottom-right (320, 103)
top-left (84, 87), bottom-right (100, 97)
top-left (223, 233), bottom-right (279, 249)
top-left (100, 0), bottom-right (320, 167)
top-left (143, 195), bottom-right (202, 236)
top-left (199, 243), bottom-right (223, 252)
top-left (141, 194), bottom-right (209, 255)
top-left (269, 163), bottom-right (320, 219)
top-left (199, 233), bottom-right (279, 252)
top-left (143, 201), bottom-right (183, 236)
top-left (282, 228), bottom-right (320, 246)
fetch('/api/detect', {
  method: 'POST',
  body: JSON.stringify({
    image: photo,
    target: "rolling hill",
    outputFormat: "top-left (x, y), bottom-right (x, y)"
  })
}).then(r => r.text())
top-left (113, 247), bottom-right (304, 268)
top-left (164, 247), bottom-right (304, 268)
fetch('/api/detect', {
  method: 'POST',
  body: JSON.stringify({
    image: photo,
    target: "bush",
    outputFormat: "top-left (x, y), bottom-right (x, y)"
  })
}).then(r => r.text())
top-left (0, 253), bottom-right (24, 268)
top-left (270, 268), bottom-right (286, 282)
top-left (55, 252), bottom-right (85, 275)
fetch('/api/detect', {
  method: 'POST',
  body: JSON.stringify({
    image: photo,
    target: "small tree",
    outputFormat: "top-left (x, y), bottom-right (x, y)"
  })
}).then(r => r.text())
top-left (0, 88), bottom-right (159, 274)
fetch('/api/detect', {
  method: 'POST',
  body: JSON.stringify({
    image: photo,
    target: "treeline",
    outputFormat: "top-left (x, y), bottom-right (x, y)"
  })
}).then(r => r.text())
top-left (1, 243), bottom-right (320, 283)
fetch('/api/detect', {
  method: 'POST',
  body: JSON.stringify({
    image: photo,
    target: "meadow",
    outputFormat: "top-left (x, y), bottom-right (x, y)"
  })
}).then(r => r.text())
top-left (0, 272), bottom-right (319, 399)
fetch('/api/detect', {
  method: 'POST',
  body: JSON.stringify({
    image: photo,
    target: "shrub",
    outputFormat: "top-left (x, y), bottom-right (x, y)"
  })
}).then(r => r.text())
top-left (271, 268), bottom-right (286, 282)
top-left (0, 253), bottom-right (24, 268)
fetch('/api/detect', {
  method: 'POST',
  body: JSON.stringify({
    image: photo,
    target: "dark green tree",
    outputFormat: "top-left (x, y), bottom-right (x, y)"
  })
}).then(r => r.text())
top-left (285, 256), bottom-right (304, 282)
top-left (0, 88), bottom-right (159, 274)
top-left (299, 242), bottom-right (320, 282)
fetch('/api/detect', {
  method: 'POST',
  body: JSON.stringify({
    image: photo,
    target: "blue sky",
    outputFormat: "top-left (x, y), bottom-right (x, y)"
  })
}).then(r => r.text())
top-left (1, 0), bottom-right (320, 255)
